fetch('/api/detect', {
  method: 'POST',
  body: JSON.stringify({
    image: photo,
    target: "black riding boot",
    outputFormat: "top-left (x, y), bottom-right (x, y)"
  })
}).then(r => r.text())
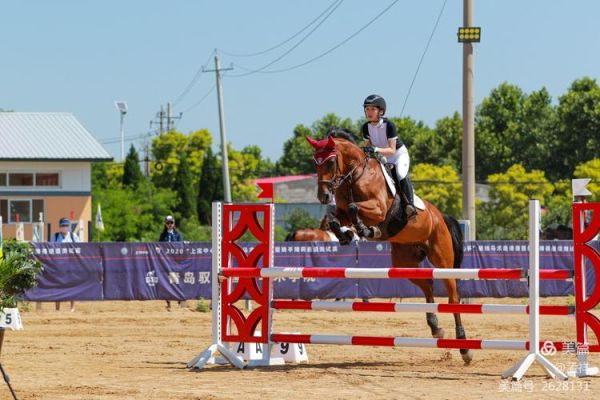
top-left (400, 176), bottom-right (417, 220)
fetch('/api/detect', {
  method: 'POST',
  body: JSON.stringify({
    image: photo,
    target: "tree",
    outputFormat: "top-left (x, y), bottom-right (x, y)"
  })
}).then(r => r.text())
top-left (574, 158), bottom-right (600, 202)
top-left (411, 164), bottom-right (462, 218)
top-left (286, 208), bottom-right (319, 231)
top-left (475, 83), bottom-right (557, 181)
top-left (197, 148), bottom-right (223, 224)
top-left (122, 145), bottom-right (144, 188)
top-left (173, 153), bottom-right (196, 222)
top-left (552, 78), bottom-right (600, 179)
top-left (276, 113), bottom-right (355, 176)
top-left (477, 164), bottom-right (554, 239)
top-left (150, 129), bottom-right (212, 189)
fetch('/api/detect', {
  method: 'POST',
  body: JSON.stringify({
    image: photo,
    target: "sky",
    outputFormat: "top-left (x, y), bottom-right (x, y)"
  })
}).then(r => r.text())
top-left (2, 1), bottom-right (600, 163)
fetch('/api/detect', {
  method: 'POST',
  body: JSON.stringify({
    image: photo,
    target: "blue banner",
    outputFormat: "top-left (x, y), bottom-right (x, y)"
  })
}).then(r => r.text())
top-left (24, 240), bottom-right (597, 301)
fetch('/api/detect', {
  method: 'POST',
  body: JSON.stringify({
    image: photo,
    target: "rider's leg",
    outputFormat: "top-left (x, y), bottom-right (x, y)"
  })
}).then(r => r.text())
top-left (400, 176), bottom-right (417, 220)
top-left (394, 146), bottom-right (417, 220)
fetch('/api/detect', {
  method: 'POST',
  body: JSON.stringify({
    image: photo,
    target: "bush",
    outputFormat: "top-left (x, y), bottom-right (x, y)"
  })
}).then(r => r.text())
top-left (0, 241), bottom-right (43, 309)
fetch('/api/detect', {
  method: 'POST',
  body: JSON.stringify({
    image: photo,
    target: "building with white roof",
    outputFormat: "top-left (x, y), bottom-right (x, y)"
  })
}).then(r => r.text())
top-left (0, 112), bottom-right (112, 241)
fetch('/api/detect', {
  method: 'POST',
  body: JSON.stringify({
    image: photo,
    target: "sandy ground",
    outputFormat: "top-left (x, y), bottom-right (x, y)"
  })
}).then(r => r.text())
top-left (1, 298), bottom-right (598, 400)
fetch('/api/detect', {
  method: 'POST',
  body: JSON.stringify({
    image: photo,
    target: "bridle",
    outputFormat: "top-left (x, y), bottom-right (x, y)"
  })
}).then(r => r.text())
top-left (315, 149), bottom-right (370, 197)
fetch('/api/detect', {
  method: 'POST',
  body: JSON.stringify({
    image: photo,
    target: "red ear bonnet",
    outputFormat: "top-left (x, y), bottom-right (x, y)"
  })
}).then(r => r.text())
top-left (305, 136), bottom-right (337, 166)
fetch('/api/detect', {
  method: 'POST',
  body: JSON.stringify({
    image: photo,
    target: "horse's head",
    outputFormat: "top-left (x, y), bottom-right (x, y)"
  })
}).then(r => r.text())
top-left (306, 135), bottom-right (338, 204)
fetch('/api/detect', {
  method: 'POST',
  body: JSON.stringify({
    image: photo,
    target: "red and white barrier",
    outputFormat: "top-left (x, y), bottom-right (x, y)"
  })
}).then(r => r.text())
top-left (189, 197), bottom-right (600, 381)
top-left (272, 300), bottom-right (573, 316)
top-left (222, 266), bottom-right (571, 280)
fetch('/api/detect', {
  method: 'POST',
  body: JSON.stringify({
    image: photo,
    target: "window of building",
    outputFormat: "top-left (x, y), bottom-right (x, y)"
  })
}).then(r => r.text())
top-left (35, 173), bottom-right (59, 186)
top-left (9, 199), bottom-right (32, 223)
top-left (0, 200), bottom-right (7, 222)
top-left (0, 172), bottom-right (60, 187)
top-left (9, 173), bottom-right (34, 186)
top-left (0, 199), bottom-right (45, 223)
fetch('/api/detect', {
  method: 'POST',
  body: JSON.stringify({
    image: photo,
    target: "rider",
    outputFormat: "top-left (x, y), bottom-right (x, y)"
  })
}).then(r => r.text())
top-left (361, 94), bottom-right (417, 220)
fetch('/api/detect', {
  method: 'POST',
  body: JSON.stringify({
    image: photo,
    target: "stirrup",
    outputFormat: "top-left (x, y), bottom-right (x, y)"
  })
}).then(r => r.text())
top-left (405, 204), bottom-right (417, 220)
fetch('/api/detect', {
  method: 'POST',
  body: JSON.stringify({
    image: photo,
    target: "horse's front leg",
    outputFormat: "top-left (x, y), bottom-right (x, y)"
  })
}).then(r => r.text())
top-left (348, 199), bottom-right (386, 239)
top-left (326, 205), bottom-right (354, 245)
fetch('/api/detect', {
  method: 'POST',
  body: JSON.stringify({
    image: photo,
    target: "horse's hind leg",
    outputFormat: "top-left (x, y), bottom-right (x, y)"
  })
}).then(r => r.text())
top-left (442, 278), bottom-right (473, 365)
top-left (409, 278), bottom-right (444, 338)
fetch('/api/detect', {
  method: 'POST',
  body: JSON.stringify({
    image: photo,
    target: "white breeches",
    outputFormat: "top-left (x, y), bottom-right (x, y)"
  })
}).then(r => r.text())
top-left (388, 145), bottom-right (410, 179)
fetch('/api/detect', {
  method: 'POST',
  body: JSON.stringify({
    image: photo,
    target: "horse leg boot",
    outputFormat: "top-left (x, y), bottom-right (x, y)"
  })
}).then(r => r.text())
top-left (326, 204), bottom-right (352, 245)
top-left (400, 176), bottom-right (417, 220)
top-left (410, 278), bottom-right (444, 339)
top-left (347, 203), bottom-right (372, 238)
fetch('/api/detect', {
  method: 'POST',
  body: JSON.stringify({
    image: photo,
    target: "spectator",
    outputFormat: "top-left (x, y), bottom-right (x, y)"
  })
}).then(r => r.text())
top-left (159, 215), bottom-right (182, 242)
top-left (51, 217), bottom-right (78, 312)
top-left (52, 217), bottom-right (80, 243)
top-left (160, 215), bottom-right (184, 310)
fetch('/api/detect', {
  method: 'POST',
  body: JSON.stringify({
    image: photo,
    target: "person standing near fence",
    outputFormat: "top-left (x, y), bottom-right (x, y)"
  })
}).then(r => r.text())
top-left (160, 215), bottom-right (184, 310)
top-left (51, 217), bottom-right (78, 312)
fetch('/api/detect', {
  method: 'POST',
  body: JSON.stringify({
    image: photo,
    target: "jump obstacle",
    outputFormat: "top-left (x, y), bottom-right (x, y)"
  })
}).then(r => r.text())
top-left (188, 198), bottom-right (600, 381)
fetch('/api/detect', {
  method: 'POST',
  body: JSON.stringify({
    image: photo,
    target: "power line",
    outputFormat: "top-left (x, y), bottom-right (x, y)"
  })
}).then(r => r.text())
top-left (180, 85), bottom-right (216, 114)
top-left (226, 0), bottom-right (399, 76)
top-left (400, 0), bottom-right (448, 117)
top-left (220, 0), bottom-right (342, 58)
top-left (172, 49), bottom-right (216, 107)
top-left (100, 132), bottom-right (150, 145)
top-left (226, 0), bottom-right (345, 78)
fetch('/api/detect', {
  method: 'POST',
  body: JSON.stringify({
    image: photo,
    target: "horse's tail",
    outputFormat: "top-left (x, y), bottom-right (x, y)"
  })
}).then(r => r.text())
top-left (443, 215), bottom-right (464, 269)
top-left (285, 231), bottom-right (297, 242)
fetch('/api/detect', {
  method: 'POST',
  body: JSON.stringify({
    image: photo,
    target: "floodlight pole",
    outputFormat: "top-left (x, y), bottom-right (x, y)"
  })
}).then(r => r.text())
top-left (119, 112), bottom-right (125, 161)
top-left (462, 0), bottom-right (476, 239)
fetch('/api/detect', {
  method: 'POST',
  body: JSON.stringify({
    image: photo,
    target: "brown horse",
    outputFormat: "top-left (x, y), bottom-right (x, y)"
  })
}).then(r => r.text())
top-left (306, 130), bottom-right (472, 364)
top-left (285, 216), bottom-right (338, 242)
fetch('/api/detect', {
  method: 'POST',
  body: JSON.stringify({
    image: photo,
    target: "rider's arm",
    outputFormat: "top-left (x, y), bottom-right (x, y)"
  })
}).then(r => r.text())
top-left (373, 138), bottom-right (397, 157)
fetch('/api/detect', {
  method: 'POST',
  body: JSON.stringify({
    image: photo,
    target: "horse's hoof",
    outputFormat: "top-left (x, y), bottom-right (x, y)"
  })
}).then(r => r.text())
top-left (433, 328), bottom-right (445, 339)
top-left (338, 237), bottom-right (351, 246)
top-left (461, 349), bottom-right (473, 365)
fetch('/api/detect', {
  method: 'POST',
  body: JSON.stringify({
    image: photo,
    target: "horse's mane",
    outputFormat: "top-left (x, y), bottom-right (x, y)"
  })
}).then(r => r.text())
top-left (326, 126), bottom-right (358, 145)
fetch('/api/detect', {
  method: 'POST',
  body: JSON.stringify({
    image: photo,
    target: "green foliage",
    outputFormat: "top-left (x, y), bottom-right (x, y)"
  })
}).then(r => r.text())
top-left (285, 208), bottom-right (319, 231)
top-left (197, 147), bottom-right (223, 224)
top-left (411, 163), bottom-right (462, 218)
top-left (150, 129), bottom-right (212, 188)
top-left (276, 124), bottom-right (319, 175)
top-left (0, 241), bottom-right (43, 309)
top-left (229, 145), bottom-right (274, 201)
top-left (195, 297), bottom-right (210, 313)
top-left (478, 165), bottom-right (554, 239)
top-left (174, 153), bottom-right (196, 221)
top-left (122, 145), bottom-right (144, 188)
top-left (276, 113), bottom-right (355, 175)
top-left (92, 175), bottom-right (177, 242)
top-left (553, 78), bottom-right (600, 179)
top-left (574, 158), bottom-right (600, 202)
top-left (475, 83), bottom-right (557, 181)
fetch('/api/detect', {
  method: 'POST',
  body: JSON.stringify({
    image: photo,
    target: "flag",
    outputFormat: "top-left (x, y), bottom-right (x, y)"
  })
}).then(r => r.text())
top-left (256, 181), bottom-right (274, 202)
top-left (32, 224), bottom-right (41, 242)
top-left (96, 203), bottom-right (105, 232)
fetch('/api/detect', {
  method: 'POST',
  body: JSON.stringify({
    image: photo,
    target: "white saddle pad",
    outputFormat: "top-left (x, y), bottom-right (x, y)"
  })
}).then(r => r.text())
top-left (380, 163), bottom-right (426, 211)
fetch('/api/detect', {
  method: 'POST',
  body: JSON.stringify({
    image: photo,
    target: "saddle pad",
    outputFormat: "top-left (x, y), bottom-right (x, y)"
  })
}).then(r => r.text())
top-left (379, 163), bottom-right (426, 211)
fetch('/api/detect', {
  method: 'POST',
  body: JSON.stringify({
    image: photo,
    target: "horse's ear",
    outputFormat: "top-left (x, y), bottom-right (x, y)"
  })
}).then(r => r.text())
top-left (326, 135), bottom-right (336, 149)
top-left (305, 135), bottom-right (319, 149)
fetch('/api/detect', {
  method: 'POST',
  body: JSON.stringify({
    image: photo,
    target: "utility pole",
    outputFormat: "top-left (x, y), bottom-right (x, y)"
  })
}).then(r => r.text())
top-left (159, 105), bottom-right (164, 134)
top-left (462, 0), bottom-right (476, 239)
top-left (203, 50), bottom-right (233, 202)
top-left (150, 103), bottom-right (181, 135)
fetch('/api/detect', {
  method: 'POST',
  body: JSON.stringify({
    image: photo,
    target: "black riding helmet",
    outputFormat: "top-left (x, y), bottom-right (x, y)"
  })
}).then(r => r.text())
top-left (363, 94), bottom-right (386, 114)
